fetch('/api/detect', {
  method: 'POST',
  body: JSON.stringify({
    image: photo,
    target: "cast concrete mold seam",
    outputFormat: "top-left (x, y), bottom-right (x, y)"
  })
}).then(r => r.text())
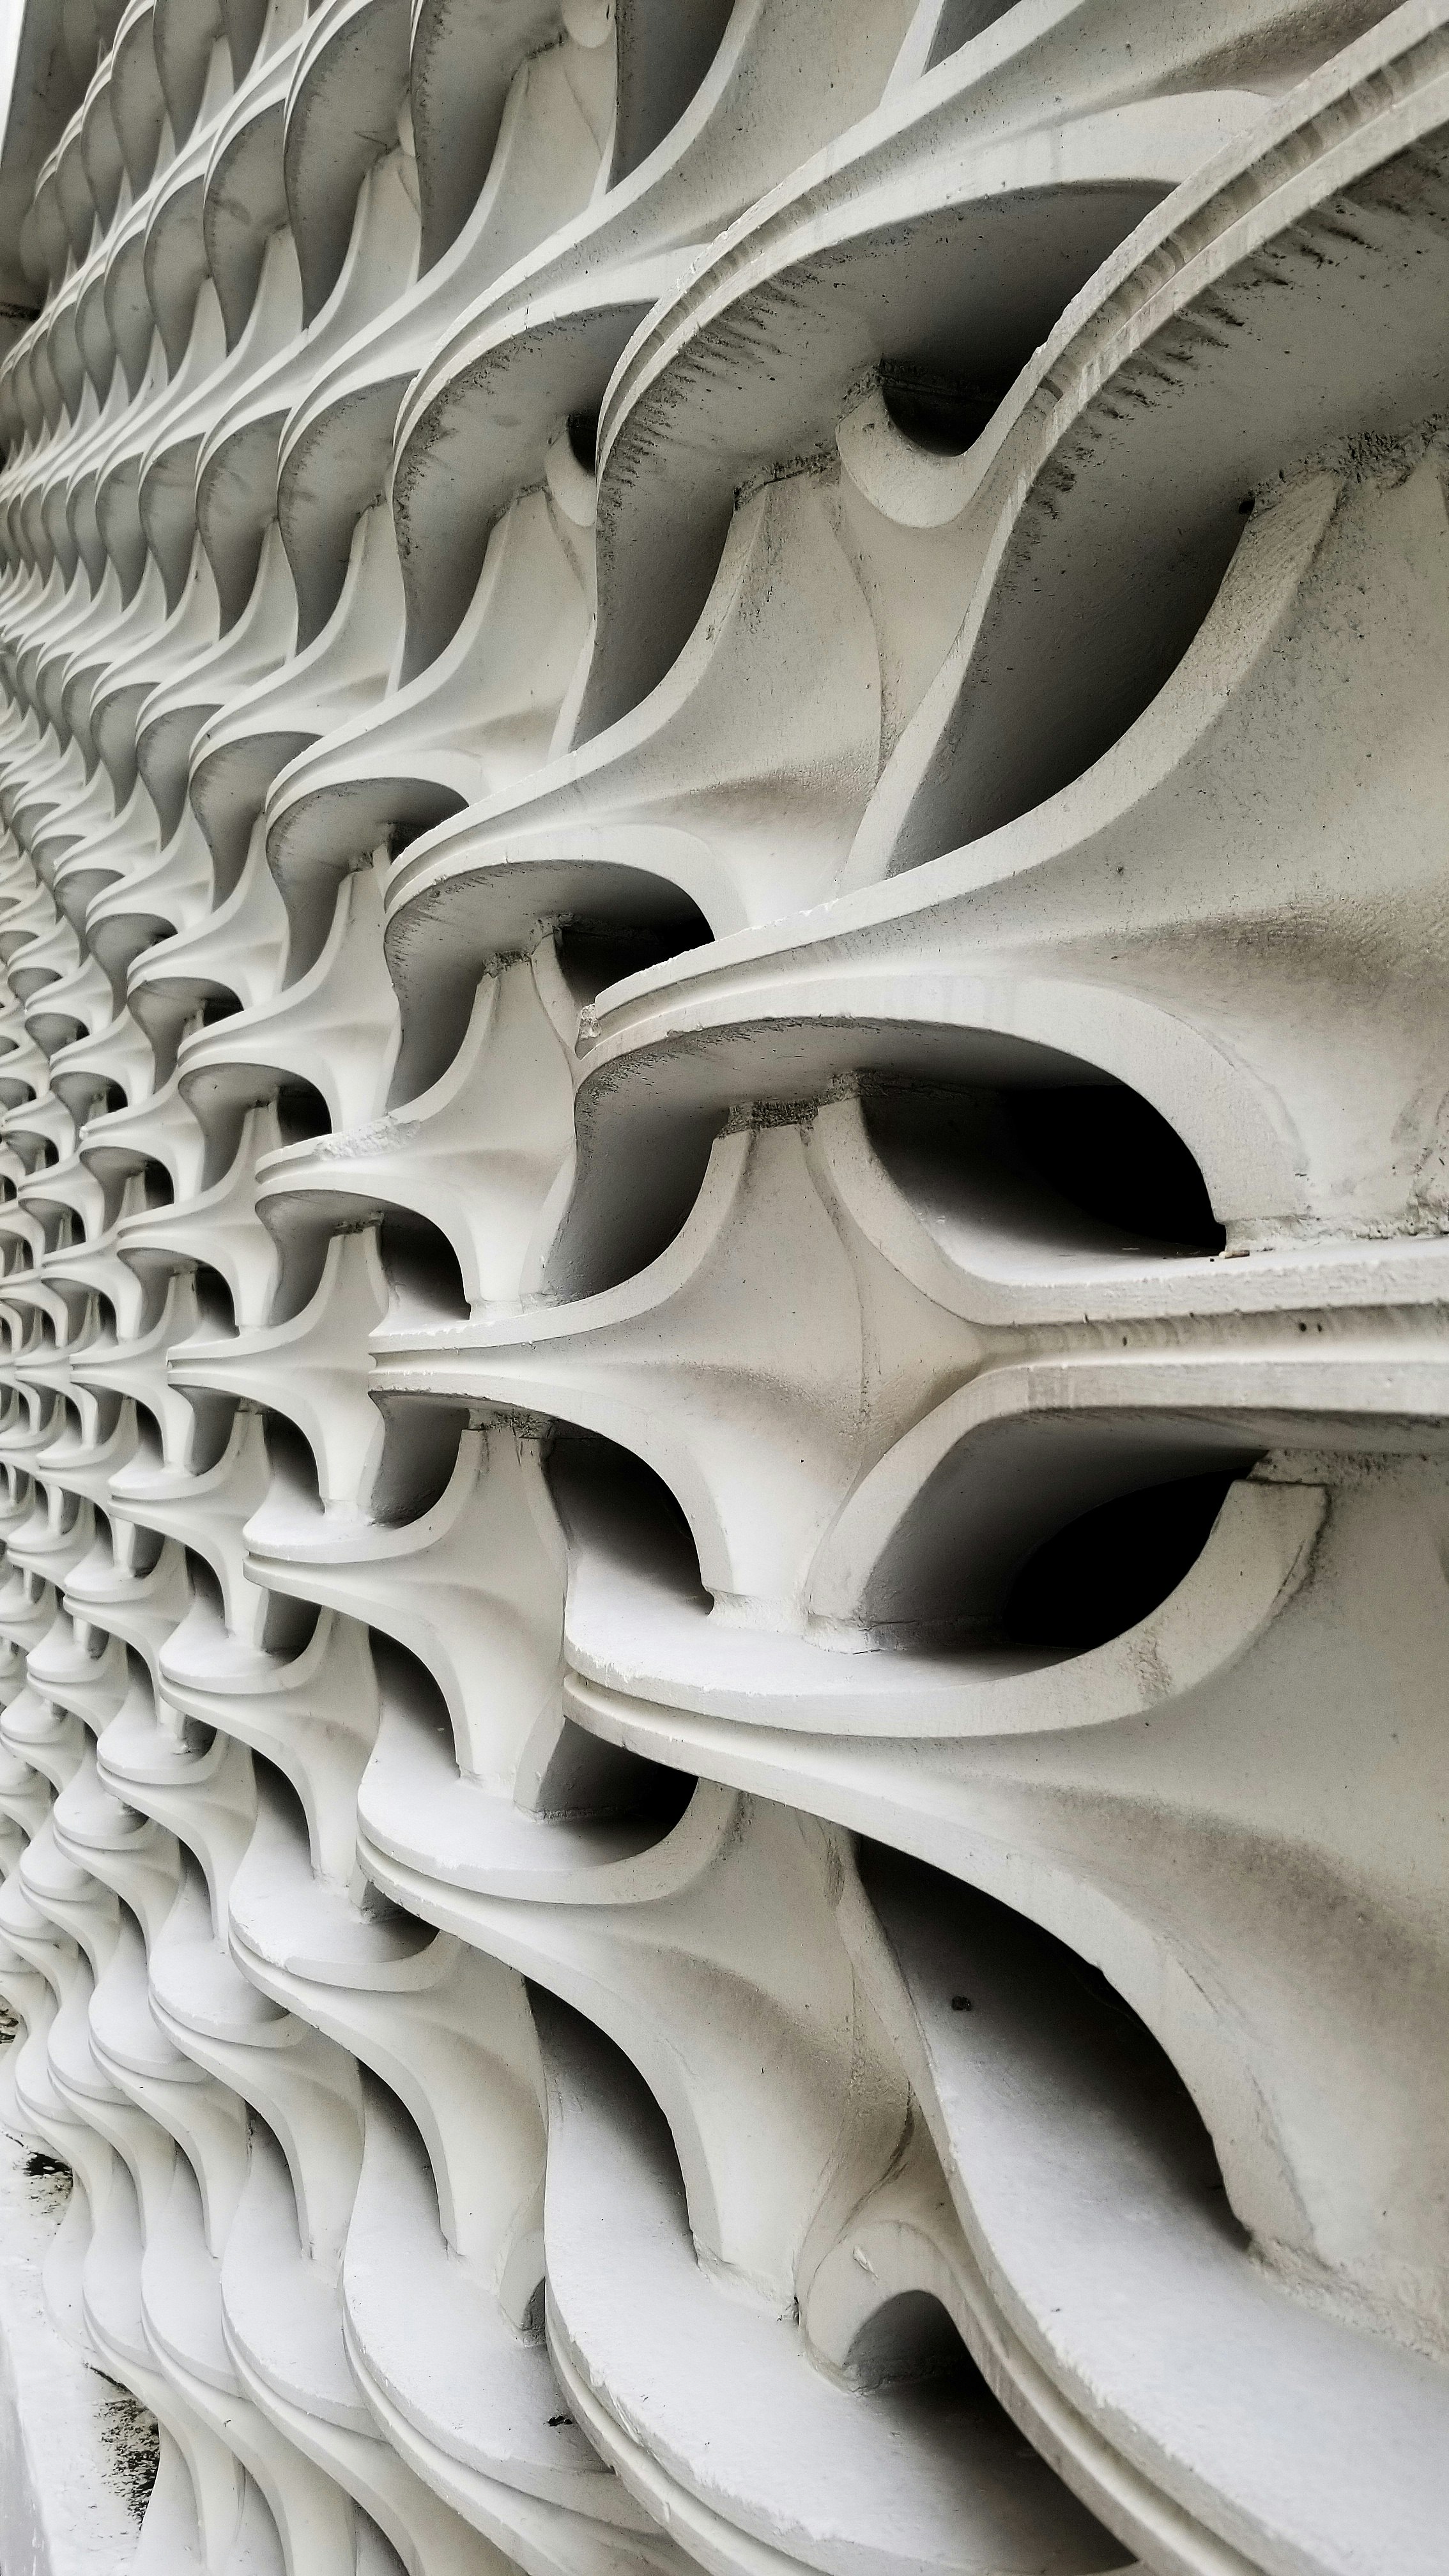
top-left (0, 1), bottom-right (1442, 2571)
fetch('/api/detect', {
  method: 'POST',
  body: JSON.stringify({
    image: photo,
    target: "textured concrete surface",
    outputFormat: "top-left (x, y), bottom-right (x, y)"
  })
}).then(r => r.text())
top-left (0, 2120), bottom-right (150, 2574)
top-left (0, 3), bottom-right (1444, 2572)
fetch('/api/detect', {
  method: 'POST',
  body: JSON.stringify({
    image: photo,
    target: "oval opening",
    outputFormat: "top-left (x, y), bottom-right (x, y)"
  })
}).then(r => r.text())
top-left (864, 1073), bottom-right (1224, 1262)
top-left (844, 2288), bottom-right (969, 2390)
top-left (880, 363), bottom-right (1011, 459)
top-left (1004, 1084), bottom-right (1225, 1255)
top-left (1003, 1471), bottom-right (1238, 1653)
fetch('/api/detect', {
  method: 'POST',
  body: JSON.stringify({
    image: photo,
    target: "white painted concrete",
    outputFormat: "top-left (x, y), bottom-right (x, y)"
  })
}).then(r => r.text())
top-left (0, 4), bottom-right (1443, 2573)
top-left (0, 2115), bottom-right (150, 2574)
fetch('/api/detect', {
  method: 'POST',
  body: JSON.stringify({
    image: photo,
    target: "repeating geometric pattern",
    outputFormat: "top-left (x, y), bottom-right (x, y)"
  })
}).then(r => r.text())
top-left (0, 1), bottom-right (1445, 2571)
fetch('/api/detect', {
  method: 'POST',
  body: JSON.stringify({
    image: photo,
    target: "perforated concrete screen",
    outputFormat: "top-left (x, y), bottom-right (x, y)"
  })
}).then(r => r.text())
top-left (0, 3), bottom-right (1443, 2572)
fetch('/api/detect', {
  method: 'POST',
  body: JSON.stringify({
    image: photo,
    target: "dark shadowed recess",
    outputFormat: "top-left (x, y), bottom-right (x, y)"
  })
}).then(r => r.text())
top-left (1003, 1471), bottom-right (1238, 1652)
top-left (388, 907), bottom-right (708, 1110)
top-left (371, 1624), bottom-right (696, 1832)
top-left (924, 0), bottom-right (1023, 68)
top-left (548, 1423), bottom-right (707, 1606)
top-left (867, 1071), bottom-right (1226, 1258)
top-left (609, 0), bottom-right (735, 187)
top-left (553, 1053), bottom-right (1225, 1312)
top-left (1004, 1083), bottom-right (1225, 1252)
top-left (880, 360), bottom-right (1015, 457)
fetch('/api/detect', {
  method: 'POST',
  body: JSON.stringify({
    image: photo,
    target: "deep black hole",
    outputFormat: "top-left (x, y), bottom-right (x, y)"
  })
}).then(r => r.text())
top-left (555, 912), bottom-right (710, 1008)
top-left (845, 2289), bottom-right (975, 2391)
top-left (533, 1716), bottom-right (698, 1829)
top-left (567, 411), bottom-right (599, 475)
top-left (1004, 1471), bottom-right (1236, 1653)
top-left (880, 364), bottom-right (1011, 458)
top-left (1005, 1085), bottom-right (1224, 1253)
top-left (275, 1080), bottom-right (331, 1148)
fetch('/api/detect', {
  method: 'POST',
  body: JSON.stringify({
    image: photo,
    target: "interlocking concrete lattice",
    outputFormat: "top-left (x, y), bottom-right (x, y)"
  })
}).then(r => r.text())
top-left (0, 0), bottom-right (1443, 2569)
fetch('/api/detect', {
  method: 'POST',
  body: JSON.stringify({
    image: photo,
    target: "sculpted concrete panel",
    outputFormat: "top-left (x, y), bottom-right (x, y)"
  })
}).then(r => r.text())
top-left (0, 4), bottom-right (1444, 2572)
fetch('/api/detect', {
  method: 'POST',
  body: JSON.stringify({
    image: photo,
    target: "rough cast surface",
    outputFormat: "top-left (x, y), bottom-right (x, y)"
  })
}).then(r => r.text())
top-left (0, 1), bottom-right (1444, 2570)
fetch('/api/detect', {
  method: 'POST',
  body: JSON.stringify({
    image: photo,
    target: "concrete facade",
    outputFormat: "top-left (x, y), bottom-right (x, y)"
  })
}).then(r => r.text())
top-left (0, 3), bottom-right (1444, 2570)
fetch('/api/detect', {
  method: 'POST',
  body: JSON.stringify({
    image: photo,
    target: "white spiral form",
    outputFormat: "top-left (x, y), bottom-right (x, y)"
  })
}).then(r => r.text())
top-left (0, 2), bottom-right (1446, 2570)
